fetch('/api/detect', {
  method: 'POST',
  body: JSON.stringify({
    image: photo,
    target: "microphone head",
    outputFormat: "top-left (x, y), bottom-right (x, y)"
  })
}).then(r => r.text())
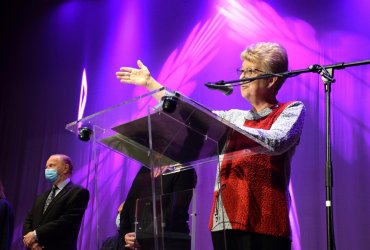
top-left (220, 84), bottom-right (233, 96)
top-left (205, 82), bottom-right (233, 96)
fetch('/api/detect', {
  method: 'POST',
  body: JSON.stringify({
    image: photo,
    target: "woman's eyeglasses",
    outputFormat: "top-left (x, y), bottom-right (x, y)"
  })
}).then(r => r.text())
top-left (236, 68), bottom-right (265, 77)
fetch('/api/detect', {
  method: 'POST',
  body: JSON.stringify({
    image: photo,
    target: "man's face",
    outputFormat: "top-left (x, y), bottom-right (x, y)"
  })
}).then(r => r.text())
top-left (45, 155), bottom-right (68, 176)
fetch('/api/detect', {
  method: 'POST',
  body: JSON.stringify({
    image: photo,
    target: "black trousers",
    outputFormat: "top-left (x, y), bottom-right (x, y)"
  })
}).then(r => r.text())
top-left (211, 230), bottom-right (291, 250)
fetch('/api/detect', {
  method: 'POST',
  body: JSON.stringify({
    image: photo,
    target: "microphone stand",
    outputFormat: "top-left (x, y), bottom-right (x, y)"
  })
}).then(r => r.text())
top-left (205, 59), bottom-right (370, 250)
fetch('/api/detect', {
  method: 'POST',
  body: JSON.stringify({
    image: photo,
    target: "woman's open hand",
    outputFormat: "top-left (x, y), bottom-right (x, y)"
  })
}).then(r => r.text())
top-left (116, 60), bottom-right (151, 87)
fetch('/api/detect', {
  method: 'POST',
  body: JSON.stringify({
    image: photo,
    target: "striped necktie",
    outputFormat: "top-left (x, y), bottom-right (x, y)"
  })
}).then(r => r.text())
top-left (43, 185), bottom-right (58, 214)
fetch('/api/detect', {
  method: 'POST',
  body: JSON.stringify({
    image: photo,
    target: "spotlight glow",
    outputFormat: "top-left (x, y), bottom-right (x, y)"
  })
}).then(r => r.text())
top-left (78, 68), bottom-right (88, 120)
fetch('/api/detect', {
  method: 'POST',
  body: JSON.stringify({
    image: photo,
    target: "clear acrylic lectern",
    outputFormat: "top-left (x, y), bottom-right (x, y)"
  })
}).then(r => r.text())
top-left (66, 88), bottom-right (271, 250)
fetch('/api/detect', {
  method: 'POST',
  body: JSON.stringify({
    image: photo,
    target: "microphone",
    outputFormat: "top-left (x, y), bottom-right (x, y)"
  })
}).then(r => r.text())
top-left (204, 81), bottom-right (233, 96)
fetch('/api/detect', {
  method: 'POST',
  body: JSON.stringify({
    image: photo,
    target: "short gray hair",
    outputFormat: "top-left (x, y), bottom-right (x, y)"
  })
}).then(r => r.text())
top-left (240, 42), bottom-right (288, 92)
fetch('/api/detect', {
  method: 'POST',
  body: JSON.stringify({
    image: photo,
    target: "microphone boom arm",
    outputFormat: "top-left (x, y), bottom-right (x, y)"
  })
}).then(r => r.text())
top-left (205, 59), bottom-right (370, 88)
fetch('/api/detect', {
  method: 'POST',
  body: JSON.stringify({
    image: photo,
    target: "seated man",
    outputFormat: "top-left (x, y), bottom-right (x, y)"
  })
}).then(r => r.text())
top-left (100, 202), bottom-right (125, 250)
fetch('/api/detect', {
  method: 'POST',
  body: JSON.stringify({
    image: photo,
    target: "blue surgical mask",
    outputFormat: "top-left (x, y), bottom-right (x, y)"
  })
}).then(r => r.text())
top-left (45, 169), bottom-right (58, 183)
top-left (115, 213), bottom-right (120, 230)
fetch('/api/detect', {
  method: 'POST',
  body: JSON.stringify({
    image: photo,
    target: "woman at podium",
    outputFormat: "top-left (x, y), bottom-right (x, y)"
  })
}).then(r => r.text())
top-left (116, 42), bottom-right (305, 250)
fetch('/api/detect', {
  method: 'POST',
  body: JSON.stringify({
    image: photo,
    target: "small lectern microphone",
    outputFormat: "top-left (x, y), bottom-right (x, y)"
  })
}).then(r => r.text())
top-left (204, 81), bottom-right (233, 96)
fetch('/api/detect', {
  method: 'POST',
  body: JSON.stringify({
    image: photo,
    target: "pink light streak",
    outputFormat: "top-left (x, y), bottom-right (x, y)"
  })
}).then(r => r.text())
top-left (78, 68), bottom-right (88, 120)
top-left (132, 13), bottom-right (227, 118)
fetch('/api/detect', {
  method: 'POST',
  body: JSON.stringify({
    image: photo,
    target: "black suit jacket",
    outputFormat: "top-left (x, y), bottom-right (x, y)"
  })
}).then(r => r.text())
top-left (23, 182), bottom-right (89, 250)
top-left (119, 167), bottom-right (197, 250)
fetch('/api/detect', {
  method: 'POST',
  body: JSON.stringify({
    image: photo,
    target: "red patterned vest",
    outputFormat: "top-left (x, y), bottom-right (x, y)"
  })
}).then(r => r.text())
top-left (209, 102), bottom-right (294, 238)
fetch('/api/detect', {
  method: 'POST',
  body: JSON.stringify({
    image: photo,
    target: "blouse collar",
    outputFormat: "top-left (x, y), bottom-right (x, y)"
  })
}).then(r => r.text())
top-left (245, 103), bottom-right (280, 120)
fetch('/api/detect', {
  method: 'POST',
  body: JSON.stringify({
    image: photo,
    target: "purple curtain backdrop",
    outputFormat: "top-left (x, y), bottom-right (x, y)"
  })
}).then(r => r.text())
top-left (1, 0), bottom-right (369, 249)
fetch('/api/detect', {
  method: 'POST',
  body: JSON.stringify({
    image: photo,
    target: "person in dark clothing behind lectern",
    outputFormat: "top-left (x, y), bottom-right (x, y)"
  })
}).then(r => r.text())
top-left (119, 166), bottom-right (197, 250)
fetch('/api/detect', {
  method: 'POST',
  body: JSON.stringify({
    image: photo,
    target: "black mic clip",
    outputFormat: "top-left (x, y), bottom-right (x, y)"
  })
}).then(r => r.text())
top-left (309, 64), bottom-right (335, 83)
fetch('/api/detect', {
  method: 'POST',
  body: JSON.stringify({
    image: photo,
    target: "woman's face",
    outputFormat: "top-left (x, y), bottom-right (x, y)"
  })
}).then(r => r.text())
top-left (239, 60), bottom-right (274, 104)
